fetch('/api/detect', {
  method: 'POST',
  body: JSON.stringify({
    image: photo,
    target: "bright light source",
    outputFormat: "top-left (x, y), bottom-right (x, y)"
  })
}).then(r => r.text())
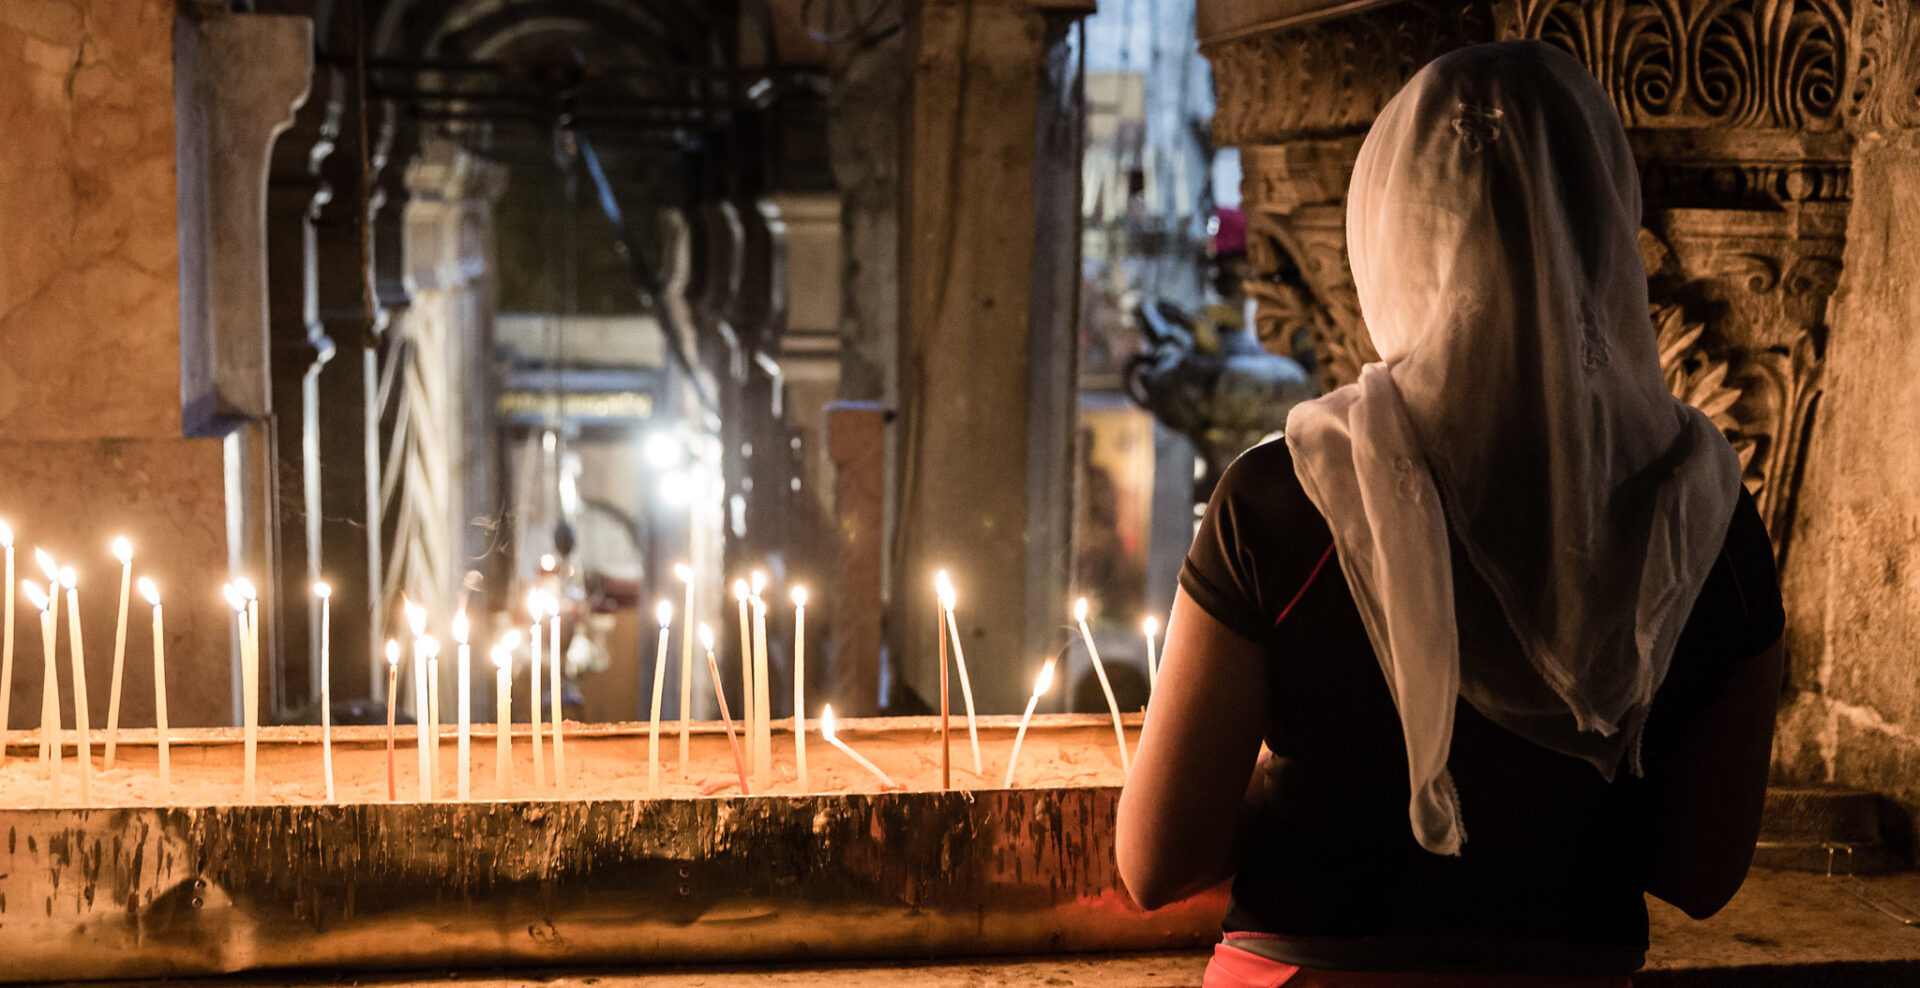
top-left (1073, 597), bottom-right (1089, 623)
top-left (385, 639), bottom-right (401, 667)
top-left (111, 537), bottom-right (132, 564)
top-left (644, 431), bottom-right (683, 468)
top-left (138, 577), bottom-right (160, 607)
top-left (655, 600), bottom-right (673, 627)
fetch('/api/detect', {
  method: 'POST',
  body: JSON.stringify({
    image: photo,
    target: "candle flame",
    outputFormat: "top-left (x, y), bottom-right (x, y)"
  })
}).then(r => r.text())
top-left (500, 628), bottom-right (523, 651)
top-left (222, 582), bottom-right (244, 612)
top-left (58, 566), bottom-right (75, 590)
top-left (1142, 615), bottom-right (1158, 638)
top-left (403, 597), bottom-right (426, 637)
top-left (934, 569), bottom-right (952, 595)
top-left (698, 622), bottom-right (715, 652)
top-left (791, 586), bottom-right (808, 607)
top-left (674, 562), bottom-right (693, 583)
top-left (0, 521), bottom-right (12, 549)
top-left (421, 636), bottom-right (441, 659)
top-left (935, 572), bottom-right (956, 612)
top-left (235, 577), bottom-right (257, 601)
top-left (491, 643), bottom-right (512, 671)
top-left (21, 581), bottom-right (49, 612)
top-left (820, 704), bottom-right (838, 741)
top-left (313, 581), bottom-right (332, 600)
top-left (1033, 658), bottom-right (1057, 697)
top-left (451, 609), bottom-right (469, 644)
top-left (750, 570), bottom-right (767, 595)
top-left (35, 548), bottom-right (57, 583)
top-left (732, 579), bottom-right (749, 602)
top-left (111, 537), bottom-right (132, 564)
top-left (1073, 596), bottom-right (1089, 623)
top-left (138, 577), bottom-right (160, 607)
top-left (540, 552), bottom-right (557, 573)
top-left (542, 431), bottom-right (557, 453)
top-left (385, 639), bottom-right (401, 667)
top-left (525, 589), bottom-right (542, 619)
top-left (655, 600), bottom-right (674, 627)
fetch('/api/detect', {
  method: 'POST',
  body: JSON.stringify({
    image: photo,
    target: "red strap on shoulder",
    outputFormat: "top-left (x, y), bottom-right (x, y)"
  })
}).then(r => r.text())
top-left (1275, 541), bottom-right (1336, 628)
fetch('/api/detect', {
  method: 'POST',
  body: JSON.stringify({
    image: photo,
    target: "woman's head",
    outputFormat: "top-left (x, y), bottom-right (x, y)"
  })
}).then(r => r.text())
top-left (1347, 42), bottom-right (1647, 372)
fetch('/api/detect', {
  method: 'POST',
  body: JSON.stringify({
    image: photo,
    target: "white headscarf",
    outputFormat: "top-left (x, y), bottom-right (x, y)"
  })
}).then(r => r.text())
top-left (1284, 42), bottom-right (1742, 856)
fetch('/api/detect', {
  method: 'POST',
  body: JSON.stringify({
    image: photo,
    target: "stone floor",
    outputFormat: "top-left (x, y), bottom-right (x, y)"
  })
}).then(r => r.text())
top-left (30, 870), bottom-right (1920, 987)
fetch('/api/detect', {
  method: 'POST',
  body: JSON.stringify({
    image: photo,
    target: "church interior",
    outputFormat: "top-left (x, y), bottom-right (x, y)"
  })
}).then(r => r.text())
top-left (4, 0), bottom-right (1920, 984)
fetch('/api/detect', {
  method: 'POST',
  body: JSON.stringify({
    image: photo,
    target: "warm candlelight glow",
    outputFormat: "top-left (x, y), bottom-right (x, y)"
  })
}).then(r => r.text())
top-left (451, 609), bottom-right (469, 644)
top-left (222, 582), bottom-right (243, 612)
top-left (750, 570), bottom-right (767, 596)
top-left (35, 548), bottom-right (56, 583)
top-left (732, 578), bottom-right (749, 601)
top-left (22, 582), bottom-right (48, 613)
top-left (934, 571), bottom-right (982, 775)
top-left (404, 597), bottom-right (426, 638)
top-left (791, 586), bottom-right (807, 607)
top-left (111, 537), bottom-right (131, 565)
top-left (313, 581), bottom-right (332, 599)
top-left (656, 600), bottom-right (673, 626)
top-left (491, 642), bottom-right (512, 670)
top-left (699, 622), bottom-right (715, 651)
top-left (58, 566), bottom-right (75, 591)
top-left (1073, 596), bottom-right (1089, 623)
top-left (1143, 615), bottom-right (1157, 638)
top-left (0, 521), bottom-right (11, 548)
top-left (1003, 657), bottom-right (1059, 789)
top-left (1034, 659), bottom-right (1057, 697)
top-left (540, 552), bottom-right (557, 572)
top-left (386, 638), bottom-right (402, 667)
top-left (235, 577), bottom-right (257, 601)
top-left (935, 570), bottom-right (954, 610)
top-left (138, 578), bottom-right (159, 606)
top-left (820, 704), bottom-right (839, 741)
top-left (820, 704), bottom-right (897, 789)
top-left (674, 563), bottom-right (693, 583)
top-left (422, 636), bottom-right (441, 660)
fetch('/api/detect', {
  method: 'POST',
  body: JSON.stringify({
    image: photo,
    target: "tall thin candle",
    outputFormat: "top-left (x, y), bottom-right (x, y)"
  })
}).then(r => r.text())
top-left (732, 579), bottom-right (753, 776)
top-left (59, 567), bottom-right (91, 804)
top-left (1003, 658), bottom-right (1058, 788)
top-left (104, 537), bottom-right (132, 768)
top-left (548, 596), bottom-right (565, 791)
top-left (791, 586), bottom-right (808, 791)
top-left (33, 551), bottom-right (57, 768)
top-left (700, 623), bottom-right (749, 794)
top-left (675, 563), bottom-right (695, 778)
top-left (383, 639), bottom-right (400, 800)
top-left (647, 600), bottom-right (672, 793)
top-left (315, 582), bottom-right (334, 802)
top-left (23, 581), bottom-right (59, 799)
top-left (527, 591), bottom-right (546, 790)
top-left (428, 637), bottom-right (442, 797)
top-left (141, 578), bottom-right (169, 796)
top-left (935, 572), bottom-right (982, 774)
top-left (0, 524), bottom-right (13, 765)
top-left (750, 576), bottom-right (771, 791)
top-left (236, 578), bottom-right (260, 801)
top-left (820, 705), bottom-right (895, 790)
top-left (936, 586), bottom-right (950, 790)
top-left (492, 641), bottom-right (512, 796)
top-left (453, 609), bottom-right (471, 802)
top-left (416, 636), bottom-right (438, 802)
top-left (1073, 597), bottom-right (1130, 775)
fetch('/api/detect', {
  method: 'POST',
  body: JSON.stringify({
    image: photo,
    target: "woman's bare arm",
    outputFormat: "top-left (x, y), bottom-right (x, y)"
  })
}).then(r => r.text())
top-left (1117, 588), bottom-right (1271, 910)
top-left (1644, 639), bottom-right (1784, 919)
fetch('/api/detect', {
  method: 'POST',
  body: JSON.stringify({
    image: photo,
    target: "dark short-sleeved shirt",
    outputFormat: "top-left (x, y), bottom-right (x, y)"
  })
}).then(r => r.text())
top-left (1179, 439), bottom-right (1784, 975)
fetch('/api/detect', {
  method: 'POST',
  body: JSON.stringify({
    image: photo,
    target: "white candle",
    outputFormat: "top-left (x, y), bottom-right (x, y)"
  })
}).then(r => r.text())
top-left (235, 578), bottom-right (260, 802)
top-left (453, 609), bottom-right (471, 802)
top-left (935, 572), bottom-right (983, 775)
top-left (1074, 597), bottom-right (1130, 775)
top-left (700, 623), bottom-right (749, 794)
top-left (750, 576), bottom-right (771, 791)
top-left (492, 641), bottom-right (512, 796)
top-left (33, 551), bottom-right (57, 769)
top-left (315, 582), bottom-right (334, 803)
top-left (1143, 616), bottom-right (1160, 693)
top-left (59, 567), bottom-right (91, 805)
top-left (428, 641), bottom-right (442, 797)
top-left (140, 578), bottom-right (169, 796)
top-left (647, 600), bottom-right (672, 794)
top-left (791, 586), bottom-right (808, 791)
top-left (732, 579), bottom-right (753, 776)
top-left (104, 537), bottom-right (132, 769)
top-left (820, 705), bottom-right (895, 790)
top-left (548, 596), bottom-right (565, 791)
top-left (415, 636), bottom-right (436, 802)
top-left (0, 524), bottom-right (13, 765)
top-left (675, 563), bottom-right (695, 779)
top-left (384, 638), bottom-right (399, 801)
top-left (23, 581), bottom-right (59, 800)
top-left (1003, 658), bottom-right (1057, 789)
top-left (527, 592), bottom-right (546, 791)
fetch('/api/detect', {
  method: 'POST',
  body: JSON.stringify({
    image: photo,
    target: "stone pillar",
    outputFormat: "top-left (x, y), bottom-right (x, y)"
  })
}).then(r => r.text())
top-left (827, 402), bottom-right (886, 716)
top-left (894, 0), bottom-right (1094, 715)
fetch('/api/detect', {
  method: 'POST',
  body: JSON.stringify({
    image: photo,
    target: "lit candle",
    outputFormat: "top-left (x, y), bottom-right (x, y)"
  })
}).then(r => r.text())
top-left (315, 582), bottom-right (334, 803)
top-left (0, 523), bottom-right (12, 765)
top-left (732, 578), bottom-right (753, 776)
top-left (104, 537), bottom-right (132, 769)
top-left (1074, 598), bottom-right (1130, 775)
top-left (141, 578), bottom-right (169, 796)
top-left (750, 574), bottom-right (771, 791)
top-left (236, 577), bottom-right (260, 801)
top-left (428, 639), bottom-right (443, 797)
top-left (791, 586), bottom-right (809, 791)
top-left (23, 580), bottom-right (59, 799)
top-left (935, 572), bottom-right (983, 775)
top-left (35, 550), bottom-right (58, 768)
top-left (675, 563), bottom-right (695, 779)
top-left (492, 640), bottom-right (512, 796)
top-left (417, 636), bottom-right (438, 803)
top-left (647, 600), bottom-right (672, 794)
top-left (1003, 658), bottom-right (1058, 789)
top-left (453, 609), bottom-right (471, 802)
top-left (383, 639), bottom-right (399, 801)
top-left (935, 577), bottom-right (949, 790)
top-left (527, 591), bottom-right (546, 791)
top-left (701, 623), bottom-right (749, 794)
top-left (59, 567), bottom-right (91, 805)
top-left (548, 594), bottom-right (565, 792)
top-left (820, 705), bottom-right (895, 790)
top-left (1143, 615), bottom-right (1160, 693)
